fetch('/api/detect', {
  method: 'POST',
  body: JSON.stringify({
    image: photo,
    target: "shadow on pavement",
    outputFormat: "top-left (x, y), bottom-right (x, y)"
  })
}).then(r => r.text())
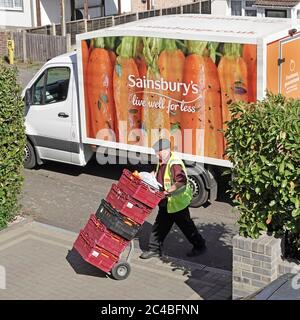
top-left (160, 257), bottom-right (232, 300)
top-left (137, 220), bottom-right (233, 300)
top-left (66, 247), bottom-right (108, 279)
top-left (137, 219), bottom-right (235, 271)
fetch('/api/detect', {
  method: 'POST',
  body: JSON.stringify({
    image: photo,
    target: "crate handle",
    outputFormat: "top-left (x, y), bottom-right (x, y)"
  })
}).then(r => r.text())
top-left (81, 232), bottom-right (92, 245)
top-left (112, 186), bottom-right (127, 201)
top-left (94, 219), bottom-right (105, 230)
top-left (146, 184), bottom-right (157, 194)
top-left (124, 221), bottom-right (133, 226)
top-left (111, 235), bottom-right (121, 242)
top-left (101, 252), bottom-right (109, 258)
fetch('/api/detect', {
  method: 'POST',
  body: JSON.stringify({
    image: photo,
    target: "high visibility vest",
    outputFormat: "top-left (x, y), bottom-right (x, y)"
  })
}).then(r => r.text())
top-left (156, 153), bottom-right (193, 213)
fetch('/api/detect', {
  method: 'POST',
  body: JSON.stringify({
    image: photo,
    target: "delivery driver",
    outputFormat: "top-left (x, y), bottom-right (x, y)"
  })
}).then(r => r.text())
top-left (140, 138), bottom-right (206, 259)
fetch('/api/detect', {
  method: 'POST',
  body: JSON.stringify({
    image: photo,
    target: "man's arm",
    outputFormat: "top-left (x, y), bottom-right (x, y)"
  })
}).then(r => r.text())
top-left (165, 164), bottom-right (187, 194)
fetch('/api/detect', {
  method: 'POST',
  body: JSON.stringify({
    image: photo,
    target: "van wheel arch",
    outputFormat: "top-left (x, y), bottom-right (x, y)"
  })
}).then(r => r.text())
top-left (185, 163), bottom-right (218, 207)
top-left (24, 139), bottom-right (37, 169)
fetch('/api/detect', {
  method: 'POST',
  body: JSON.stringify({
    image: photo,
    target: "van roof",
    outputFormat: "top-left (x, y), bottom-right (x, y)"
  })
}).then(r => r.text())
top-left (77, 14), bottom-right (300, 44)
top-left (46, 51), bottom-right (77, 65)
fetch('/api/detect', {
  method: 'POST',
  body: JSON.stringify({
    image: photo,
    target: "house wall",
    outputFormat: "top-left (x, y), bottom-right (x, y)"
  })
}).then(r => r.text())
top-left (40, 0), bottom-right (72, 25)
top-left (104, 0), bottom-right (118, 15)
top-left (211, 0), bottom-right (229, 15)
top-left (73, 1), bottom-right (131, 18)
top-left (119, 0), bottom-right (132, 13)
top-left (104, 0), bottom-right (131, 15)
top-left (291, 3), bottom-right (300, 19)
top-left (0, 0), bottom-right (36, 28)
top-left (131, 0), bottom-right (194, 12)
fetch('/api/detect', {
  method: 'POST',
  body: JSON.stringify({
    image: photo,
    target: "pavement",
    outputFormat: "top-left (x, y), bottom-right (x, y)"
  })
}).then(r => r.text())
top-left (0, 217), bottom-right (232, 300)
top-left (16, 61), bottom-right (43, 89)
top-left (1, 62), bottom-right (238, 300)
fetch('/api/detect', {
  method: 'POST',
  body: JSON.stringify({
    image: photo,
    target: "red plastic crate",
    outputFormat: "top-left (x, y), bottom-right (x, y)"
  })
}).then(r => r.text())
top-left (106, 184), bottom-right (151, 224)
top-left (73, 231), bottom-right (118, 273)
top-left (81, 214), bottom-right (129, 257)
top-left (117, 169), bottom-right (164, 209)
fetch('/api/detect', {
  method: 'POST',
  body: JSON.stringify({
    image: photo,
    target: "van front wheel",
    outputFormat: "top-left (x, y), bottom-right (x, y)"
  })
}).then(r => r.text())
top-left (24, 141), bottom-right (36, 169)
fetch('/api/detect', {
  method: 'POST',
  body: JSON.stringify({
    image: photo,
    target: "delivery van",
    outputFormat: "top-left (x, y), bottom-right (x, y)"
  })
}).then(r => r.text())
top-left (22, 14), bottom-right (300, 207)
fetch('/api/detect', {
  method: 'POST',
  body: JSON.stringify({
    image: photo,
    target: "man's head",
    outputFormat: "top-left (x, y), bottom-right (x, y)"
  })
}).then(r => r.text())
top-left (152, 138), bottom-right (171, 163)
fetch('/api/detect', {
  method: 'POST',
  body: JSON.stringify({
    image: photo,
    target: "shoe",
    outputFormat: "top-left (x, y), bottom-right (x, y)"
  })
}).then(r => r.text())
top-left (186, 243), bottom-right (206, 257)
top-left (139, 250), bottom-right (161, 259)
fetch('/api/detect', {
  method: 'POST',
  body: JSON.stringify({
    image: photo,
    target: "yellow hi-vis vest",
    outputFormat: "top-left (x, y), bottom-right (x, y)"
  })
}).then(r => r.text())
top-left (156, 153), bottom-right (193, 213)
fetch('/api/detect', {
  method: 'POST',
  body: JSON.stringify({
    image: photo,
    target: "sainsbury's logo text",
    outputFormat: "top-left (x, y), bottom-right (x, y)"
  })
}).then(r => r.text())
top-left (128, 75), bottom-right (202, 97)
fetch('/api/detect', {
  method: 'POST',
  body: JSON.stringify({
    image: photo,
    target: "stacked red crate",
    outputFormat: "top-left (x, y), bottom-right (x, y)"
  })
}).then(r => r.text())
top-left (73, 169), bottom-right (164, 275)
top-left (117, 169), bottom-right (164, 209)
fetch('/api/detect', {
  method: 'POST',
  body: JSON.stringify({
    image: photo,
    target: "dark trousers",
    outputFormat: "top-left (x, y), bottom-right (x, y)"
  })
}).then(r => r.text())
top-left (148, 205), bottom-right (204, 252)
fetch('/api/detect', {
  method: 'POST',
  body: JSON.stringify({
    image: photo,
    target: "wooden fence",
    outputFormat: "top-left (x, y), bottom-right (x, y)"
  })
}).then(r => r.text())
top-left (27, 1), bottom-right (210, 45)
top-left (11, 31), bottom-right (69, 63)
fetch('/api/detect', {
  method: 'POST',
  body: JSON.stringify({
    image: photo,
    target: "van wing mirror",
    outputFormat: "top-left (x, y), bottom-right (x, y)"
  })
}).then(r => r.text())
top-left (25, 89), bottom-right (31, 106)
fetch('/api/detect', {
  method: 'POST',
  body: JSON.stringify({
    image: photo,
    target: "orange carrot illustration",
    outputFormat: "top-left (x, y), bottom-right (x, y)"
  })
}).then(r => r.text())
top-left (181, 41), bottom-right (224, 158)
top-left (81, 40), bottom-right (91, 137)
top-left (142, 37), bottom-right (170, 148)
top-left (158, 39), bottom-right (185, 129)
top-left (243, 44), bottom-right (257, 102)
top-left (87, 38), bottom-right (115, 140)
top-left (218, 43), bottom-right (248, 131)
top-left (113, 37), bottom-right (142, 145)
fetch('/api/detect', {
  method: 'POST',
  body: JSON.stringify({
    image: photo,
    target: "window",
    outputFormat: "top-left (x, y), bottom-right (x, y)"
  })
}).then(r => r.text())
top-left (31, 67), bottom-right (70, 105)
top-left (245, 1), bottom-right (255, 7)
top-left (245, 9), bottom-right (257, 16)
top-left (0, 0), bottom-right (23, 10)
top-left (32, 73), bottom-right (46, 105)
top-left (230, 0), bottom-right (257, 17)
top-left (201, 1), bottom-right (211, 14)
top-left (297, 9), bottom-right (300, 19)
top-left (265, 9), bottom-right (287, 18)
top-left (231, 1), bottom-right (242, 16)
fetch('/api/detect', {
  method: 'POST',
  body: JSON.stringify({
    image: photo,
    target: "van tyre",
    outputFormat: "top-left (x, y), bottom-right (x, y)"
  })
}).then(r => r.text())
top-left (188, 175), bottom-right (209, 208)
top-left (24, 140), bottom-right (36, 169)
top-left (111, 262), bottom-right (131, 280)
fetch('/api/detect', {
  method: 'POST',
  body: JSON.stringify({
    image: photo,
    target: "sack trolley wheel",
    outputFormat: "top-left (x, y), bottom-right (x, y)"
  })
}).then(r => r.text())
top-left (110, 240), bottom-right (134, 280)
top-left (111, 262), bottom-right (131, 280)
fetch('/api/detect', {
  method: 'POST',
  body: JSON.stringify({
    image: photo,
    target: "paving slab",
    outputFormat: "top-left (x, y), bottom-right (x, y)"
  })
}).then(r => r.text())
top-left (0, 220), bottom-right (232, 300)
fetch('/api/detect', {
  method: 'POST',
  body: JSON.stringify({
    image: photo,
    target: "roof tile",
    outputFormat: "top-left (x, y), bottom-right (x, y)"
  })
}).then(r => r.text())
top-left (255, 0), bottom-right (300, 8)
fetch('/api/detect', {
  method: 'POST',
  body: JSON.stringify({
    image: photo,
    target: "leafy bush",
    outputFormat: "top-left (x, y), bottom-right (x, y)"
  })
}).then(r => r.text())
top-left (0, 61), bottom-right (26, 229)
top-left (225, 94), bottom-right (300, 259)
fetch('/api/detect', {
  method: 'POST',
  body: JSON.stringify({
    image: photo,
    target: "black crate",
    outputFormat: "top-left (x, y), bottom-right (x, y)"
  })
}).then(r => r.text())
top-left (95, 199), bottom-right (141, 241)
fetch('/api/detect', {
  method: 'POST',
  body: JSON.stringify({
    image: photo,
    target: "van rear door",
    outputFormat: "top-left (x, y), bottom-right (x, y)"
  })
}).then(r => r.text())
top-left (279, 34), bottom-right (300, 98)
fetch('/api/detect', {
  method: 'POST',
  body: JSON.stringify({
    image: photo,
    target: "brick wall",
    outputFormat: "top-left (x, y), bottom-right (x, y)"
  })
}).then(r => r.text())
top-left (232, 233), bottom-right (300, 299)
top-left (131, 0), bottom-right (195, 12)
top-left (0, 32), bottom-right (8, 57)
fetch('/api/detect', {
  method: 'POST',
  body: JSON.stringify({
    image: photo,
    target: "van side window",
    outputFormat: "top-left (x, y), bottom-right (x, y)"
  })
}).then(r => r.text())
top-left (31, 67), bottom-right (70, 105)
top-left (32, 73), bottom-right (46, 105)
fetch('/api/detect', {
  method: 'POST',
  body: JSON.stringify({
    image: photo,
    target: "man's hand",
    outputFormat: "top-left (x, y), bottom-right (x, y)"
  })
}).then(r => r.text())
top-left (167, 182), bottom-right (185, 194)
top-left (163, 190), bottom-right (170, 197)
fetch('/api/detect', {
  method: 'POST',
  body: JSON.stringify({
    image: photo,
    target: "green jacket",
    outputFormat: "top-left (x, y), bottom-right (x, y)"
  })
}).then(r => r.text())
top-left (156, 153), bottom-right (193, 213)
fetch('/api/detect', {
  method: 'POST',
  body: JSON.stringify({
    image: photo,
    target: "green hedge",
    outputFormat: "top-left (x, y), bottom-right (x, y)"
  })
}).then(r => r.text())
top-left (0, 61), bottom-right (26, 229)
top-left (225, 94), bottom-right (300, 259)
